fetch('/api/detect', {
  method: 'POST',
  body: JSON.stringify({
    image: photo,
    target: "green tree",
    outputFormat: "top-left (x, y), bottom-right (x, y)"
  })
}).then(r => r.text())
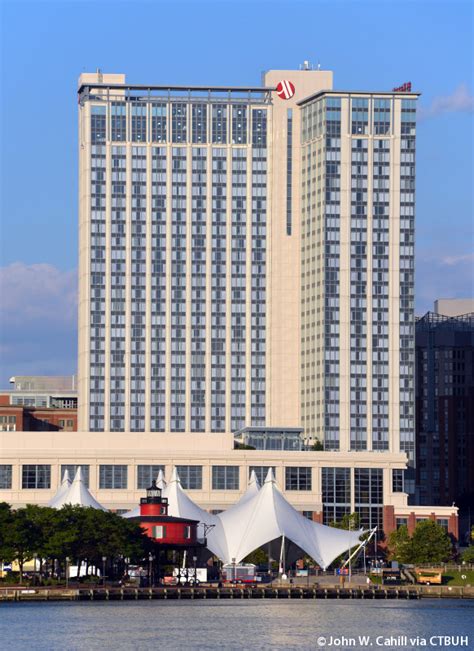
top-left (330, 512), bottom-right (360, 531)
top-left (0, 502), bottom-right (14, 563)
top-left (243, 547), bottom-right (268, 566)
top-left (410, 520), bottom-right (452, 564)
top-left (461, 546), bottom-right (474, 564)
top-left (387, 525), bottom-right (413, 564)
top-left (6, 507), bottom-right (43, 581)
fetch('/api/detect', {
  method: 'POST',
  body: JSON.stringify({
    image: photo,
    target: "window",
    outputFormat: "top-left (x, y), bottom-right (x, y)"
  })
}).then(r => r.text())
top-left (184, 525), bottom-right (191, 539)
top-left (153, 525), bottom-right (166, 539)
top-left (303, 511), bottom-right (313, 520)
top-left (0, 465), bottom-right (12, 489)
top-left (249, 466), bottom-right (275, 486)
top-left (212, 104), bottom-right (227, 143)
top-left (392, 469), bottom-right (404, 493)
top-left (99, 465), bottom-right (127, 489)
top-left (22, 465), bottom-right (51, 489)
top-left (437, 518), bottom-right (449, 530)
top-left (285, 467), bottom-right (312, 491)
top-left (396, 517), bottom-right (408, 529)
top-left (172, 103), bottom-right (187, 143)
top-left (137, 464), bottom-right (165, 489)
top-left (91, 105), bottom-right (106, 143)
top-left (61, 465), bottom-right (90, 487)
top-left (176, 465), bottom-right (202, 490)
top-left (212, 466), bottom-right (239, 490)
top-left (355, 468), bottom-right (384, 530)
top-left (231, 105), bottom-right (247, 144)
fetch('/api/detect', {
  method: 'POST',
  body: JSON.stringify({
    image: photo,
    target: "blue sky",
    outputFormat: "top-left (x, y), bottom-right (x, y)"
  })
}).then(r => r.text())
top-left (0, 0), bottom-right (473, 381)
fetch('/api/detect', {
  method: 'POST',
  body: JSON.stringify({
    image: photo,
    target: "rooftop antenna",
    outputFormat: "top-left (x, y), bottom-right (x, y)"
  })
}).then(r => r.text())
top-left (317, 60), bottom-right (321, 70)
top-left (96, 67), bottom-right (103, 83)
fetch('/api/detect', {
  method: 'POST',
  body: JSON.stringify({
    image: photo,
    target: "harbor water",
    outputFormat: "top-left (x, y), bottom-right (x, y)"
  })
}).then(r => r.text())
top-left (1, 599), bottom-right (473, 650)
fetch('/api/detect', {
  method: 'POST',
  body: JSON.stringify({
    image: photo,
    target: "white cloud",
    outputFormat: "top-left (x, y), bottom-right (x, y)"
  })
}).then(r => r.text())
top-left (0, 264), bottom-right (77, 381)
top-left (416, 250), bottom-right (474, 314)
top-left (418, 84), bottom-right (474, 120)
top-left (0, 263), bottom-right (77, 326)
top-left (440, 252), bottom-right (474, 266)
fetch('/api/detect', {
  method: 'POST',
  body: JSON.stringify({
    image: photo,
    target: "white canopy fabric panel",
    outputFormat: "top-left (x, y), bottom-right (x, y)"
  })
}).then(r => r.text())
top-left (227, 470), bottom-right (260, 510)
top-left (52, 467), bottom-right (107, 511)
top-left (164, 469), bottom-right (228, 561)
top-left (47, 469), bottom-right (71, 508)
top-left (216, 469), bottom-right (363, 569)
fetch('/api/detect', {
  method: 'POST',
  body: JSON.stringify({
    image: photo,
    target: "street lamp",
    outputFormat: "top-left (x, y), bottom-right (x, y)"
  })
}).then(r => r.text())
top-left (33, 554), bottom-right (38, 585)
top-left (232, 557), bottom-right (236, 583)
top-left (148, 553), bottom-right (154, 587)
top-left (102, 556), bottom-right (107, 587)
top-left (192, 555), bottom-right (198, 585)
top-left (65, 557), bottom-right (70, 588)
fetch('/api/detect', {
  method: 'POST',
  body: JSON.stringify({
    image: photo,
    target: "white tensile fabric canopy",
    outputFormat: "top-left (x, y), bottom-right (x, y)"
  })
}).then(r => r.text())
top-left (47, 469), bottom-right (72, 507)
top-left (125, 467), bottom-right (363, 569)
top-left (217, 469), bottom-right (363, 569)
top-left (50, 467), bottom-right (107, 510)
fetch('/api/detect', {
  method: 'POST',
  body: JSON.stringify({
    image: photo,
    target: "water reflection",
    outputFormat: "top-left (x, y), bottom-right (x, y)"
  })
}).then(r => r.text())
top-left (1, 600), bottom-right (473, 650)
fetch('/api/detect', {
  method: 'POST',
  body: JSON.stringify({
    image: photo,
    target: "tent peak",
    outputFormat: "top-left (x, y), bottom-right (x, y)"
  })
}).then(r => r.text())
top-left (170, 467), bottom-right (181, 483)
top-left (248, 470), bottom-right (260, 487)
top-left (73, 466), bottom-right (84, 483)
top-left (156, 468), bottom-right (167, 489)
top-left (264, 467), bottom-right (276, 483)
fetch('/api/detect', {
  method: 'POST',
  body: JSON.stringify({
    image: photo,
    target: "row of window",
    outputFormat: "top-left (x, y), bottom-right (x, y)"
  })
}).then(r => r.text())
top-left (1, 464), bottom-right (312, 492)
top-left (90, 103), bottom-right (267, 146)
top-left (0, 464), bottom-right (404, 494)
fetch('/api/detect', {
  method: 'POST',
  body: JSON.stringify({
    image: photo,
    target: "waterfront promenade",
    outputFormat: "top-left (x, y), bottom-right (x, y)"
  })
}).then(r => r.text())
top-left (1, 583), bottom-right (473, 602)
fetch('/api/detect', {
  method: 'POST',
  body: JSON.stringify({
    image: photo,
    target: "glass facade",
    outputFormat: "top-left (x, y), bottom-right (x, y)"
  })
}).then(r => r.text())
top-left (151, 147), bottom-right (167, 431)
top-left (86, 96), bottom-right (269, 434)
top-left (301, 92), bottom-right (416, 457)
top-left (350, 137), bottom-right (368, 451)
top-left (110, 145), bottom-right (126, 431)
top-left (322, 466), bottom-right (350, 524)
top-left (22, 465), bottom-right (51, 489)
top-left (0, 465), bottom-right (12, 489)
top-left (372, 138), bottom-right (390, 451)
top-left (399, 99), bottom-right (416, 463)
top-left (99, 464), bottom-right (128, 489)
top-left (176, 465), bottom-right (203, 490)
top-left (212, 465), bottom-right (239, 490)
top-left (285, 466), bottom-right (312, 491)
top-left (354, 468), bottom-right (383, 530)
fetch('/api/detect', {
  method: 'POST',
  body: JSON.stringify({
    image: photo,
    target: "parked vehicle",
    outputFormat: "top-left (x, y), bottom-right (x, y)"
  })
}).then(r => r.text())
top-left (222, 563), bottom-right (257, 583)
top-left (415, 568), bottom-right (443, 585)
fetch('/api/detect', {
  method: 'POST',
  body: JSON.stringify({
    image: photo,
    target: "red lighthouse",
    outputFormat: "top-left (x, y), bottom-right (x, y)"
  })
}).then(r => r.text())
top-left (136, 479), bottom-right (200, 547)
top-left (130, 480), bottom-right (206, 586)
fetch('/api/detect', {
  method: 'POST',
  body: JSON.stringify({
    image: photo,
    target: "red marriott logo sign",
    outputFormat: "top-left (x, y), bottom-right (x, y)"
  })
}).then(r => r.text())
top-left (392, 82), bottom-right (412, 92)
top-left (276, 80), bottom-right (296, 100)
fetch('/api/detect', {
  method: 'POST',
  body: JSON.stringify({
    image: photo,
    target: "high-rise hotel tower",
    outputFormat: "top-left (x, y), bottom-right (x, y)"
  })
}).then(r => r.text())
top-left (78, 68), bottom-right (416, 461)
top-left (1, 67), bottom-right (458, 536)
